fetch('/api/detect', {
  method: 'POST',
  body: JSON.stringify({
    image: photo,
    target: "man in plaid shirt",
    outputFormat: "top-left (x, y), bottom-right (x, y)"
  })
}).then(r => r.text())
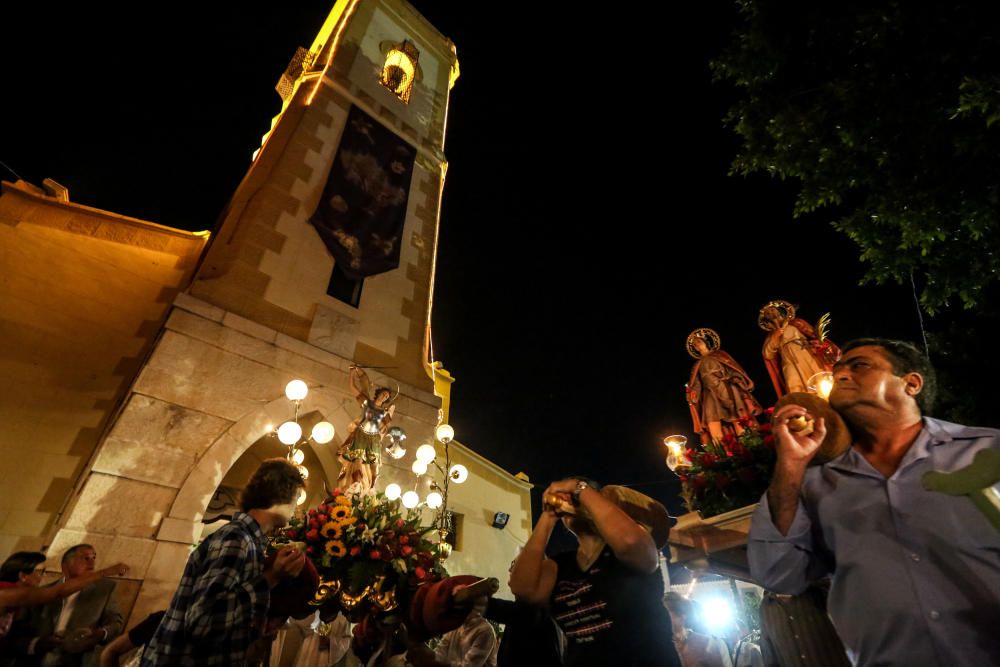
top-left (142, 459), bottom-right (306, 666)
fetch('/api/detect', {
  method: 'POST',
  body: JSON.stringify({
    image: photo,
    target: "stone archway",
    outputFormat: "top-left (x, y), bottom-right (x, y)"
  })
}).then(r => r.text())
top-left (128, 388), bottom-right (357, 624)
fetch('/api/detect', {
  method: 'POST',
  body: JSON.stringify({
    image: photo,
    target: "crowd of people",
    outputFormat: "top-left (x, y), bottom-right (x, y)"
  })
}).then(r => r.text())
top-left (0, 338), bottom-right (996, 666)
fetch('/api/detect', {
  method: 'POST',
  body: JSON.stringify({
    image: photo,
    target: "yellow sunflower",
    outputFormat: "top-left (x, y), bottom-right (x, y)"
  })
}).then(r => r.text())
top-left (331, 505), bottom-right (352, 521)
top-left (320, 522), bottom-right (342, 539)
top-left (325, 540), bottom-right (347, 557)
top-left (334, 495), bottom-right (351, 506)
top-left (336, 516), bottom-right (357, 527)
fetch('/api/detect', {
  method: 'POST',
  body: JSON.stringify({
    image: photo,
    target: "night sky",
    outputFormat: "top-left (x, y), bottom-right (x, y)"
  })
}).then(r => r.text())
top-left (3, 3), bottom-right (932, 519)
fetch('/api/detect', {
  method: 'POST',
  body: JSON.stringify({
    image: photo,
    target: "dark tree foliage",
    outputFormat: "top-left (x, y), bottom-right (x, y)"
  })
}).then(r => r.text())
top-left (713, 1), bottom-right (1000, 313)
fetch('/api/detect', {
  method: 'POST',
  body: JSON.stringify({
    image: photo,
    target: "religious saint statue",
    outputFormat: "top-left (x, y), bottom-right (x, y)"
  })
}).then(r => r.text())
top-left (685, 328), bottom-right (763, 445)
top-left (337, 365), bottom-right (398, 493)
top-left (758, 300), bottom-right (841, 399)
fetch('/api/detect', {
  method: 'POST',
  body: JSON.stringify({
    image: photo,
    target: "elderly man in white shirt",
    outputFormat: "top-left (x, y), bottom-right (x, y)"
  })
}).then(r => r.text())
top-left (23, 544), bottom-right (123, 667)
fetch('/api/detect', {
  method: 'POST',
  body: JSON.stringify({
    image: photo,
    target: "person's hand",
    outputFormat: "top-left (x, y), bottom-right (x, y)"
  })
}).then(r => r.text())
top-left (62, 627), bottom-right (104, 653)
top-left (264, 547), bottom-right (306, 587)
top-left (99, 562), bottom-right (129, 578)
top-left (772, 404), bottom-right (826, 470)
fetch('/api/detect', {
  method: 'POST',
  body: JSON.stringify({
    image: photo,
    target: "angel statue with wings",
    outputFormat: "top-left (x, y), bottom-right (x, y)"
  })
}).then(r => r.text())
top-left (685, 328), bottom-right (763, 445)
top-left (337, 365), bottom-right (399, 493)
top-left (758, 300), bottom-right (841, 399)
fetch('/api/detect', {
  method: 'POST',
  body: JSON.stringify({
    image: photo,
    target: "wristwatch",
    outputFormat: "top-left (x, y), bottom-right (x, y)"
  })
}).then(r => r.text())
top-left (571, 480), bottom-right (589, 506)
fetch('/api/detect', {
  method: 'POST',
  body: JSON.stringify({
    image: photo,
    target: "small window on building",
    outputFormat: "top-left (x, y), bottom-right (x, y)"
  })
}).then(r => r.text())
top-left (327, 264), bottom-right (363, 307)
top-left (442, 511), bottom-right (463, 552)
top-left (379, 40), bottom-right (421, 104)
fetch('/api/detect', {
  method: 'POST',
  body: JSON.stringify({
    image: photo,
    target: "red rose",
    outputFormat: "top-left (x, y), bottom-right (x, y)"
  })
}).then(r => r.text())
top-left (699, 453), bottom-right (717, 467)
top-left (370, 549), bottom-right (381, 560)
top-left (763, 434), bottom-right (775, 447)
top-left (715, 473), bottom-right (732, 489)
top-left (316, 514), bottom-right (328, 524)
top-left (308, 519), bottom-right (318, 530)
top-left (318, 504), bottom-right (330, 514)
top-left (686, 448), bottom-right (697, 461)
top-left (350, 546), bottom-right (361, 557)
top-left (677, 473), bottom-right (689, 483)
top-left (306, 546), bottom-right (315, 555)
top-left (731, 442), bottom-right (747, 458)
top-left (305, 529), bottom-right (319, 541)
top-left (414, 566), bottom-right (427, 580)
top-left (692, 475), bottom-right (708, 491)
top-left (395, 519), bottom-right (406, 528)
top-left (399, 535), bottom-right (409, 545)
top-left (760, 422), bottom-right (773, 432)
top-left (401, 546), bottom-right (413, 557)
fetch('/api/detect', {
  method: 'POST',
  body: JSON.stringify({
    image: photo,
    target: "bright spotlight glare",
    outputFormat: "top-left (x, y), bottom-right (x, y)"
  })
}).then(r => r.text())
top-left (700, 597), bottom-right (734, 631)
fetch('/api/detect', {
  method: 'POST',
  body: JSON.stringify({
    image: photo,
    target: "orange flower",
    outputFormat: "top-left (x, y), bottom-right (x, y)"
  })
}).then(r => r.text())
top-left (325, 540), bottom-right (347, 557)
top-left (320, 522), bottom-right (342, 539)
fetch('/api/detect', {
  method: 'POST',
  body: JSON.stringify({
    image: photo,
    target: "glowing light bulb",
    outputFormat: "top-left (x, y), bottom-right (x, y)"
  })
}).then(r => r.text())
top-left (385, 483), bottom-right (402, 500)
top-left (426, 491), bottom-right (443, 509)
top-left (297, 488), bottom-right (307, 505)
top-left (277, 421), bottom-right (302, 445)
top-left (415, 444), bottom-right (437, 465)
top-left (435, 424), bottom-right (454, 444)
top-left (297, 465), bottom-right (309, 480)
top-left (449, 464), bottom-right (468, 484)
top-left (285, 380), bottom-right (309, 401)
top-left (311, 421), bottom-right (335, 444)
top-left (291, 449), bottom-right (305, 465)
top-left (402, 491), bottom-right (419, 509)
top-left (412, 460), bottom-right (428, 475)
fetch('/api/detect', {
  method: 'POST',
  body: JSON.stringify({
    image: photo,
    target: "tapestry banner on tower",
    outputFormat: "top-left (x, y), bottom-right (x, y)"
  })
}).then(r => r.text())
top-left (309, 105), bottom-right (416, 280)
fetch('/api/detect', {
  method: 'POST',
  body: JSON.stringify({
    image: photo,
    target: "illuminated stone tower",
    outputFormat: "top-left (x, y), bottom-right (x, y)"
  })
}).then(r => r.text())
top-left (37, 2), bottom-right (538, 628)
top-left (191, 0), bottom-right (460, 390)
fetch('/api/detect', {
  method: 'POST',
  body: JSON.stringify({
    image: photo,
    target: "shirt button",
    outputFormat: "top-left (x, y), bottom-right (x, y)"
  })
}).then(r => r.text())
top-left (910, 553), bottom-right (920, 562)
top-left (929, 611), bottom-right (940, 620)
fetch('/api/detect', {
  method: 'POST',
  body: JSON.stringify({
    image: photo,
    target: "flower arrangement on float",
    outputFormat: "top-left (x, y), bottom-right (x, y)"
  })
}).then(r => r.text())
top-left (276, 487), bottom-right (447, 620)
top-left (672, 409), bottom-right (778, 518)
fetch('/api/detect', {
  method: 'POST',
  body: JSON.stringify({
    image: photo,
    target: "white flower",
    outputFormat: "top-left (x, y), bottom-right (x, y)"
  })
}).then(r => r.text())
top-left (392, 559), bottom-right (408, 574)
top-left (360, 526), bottom-right (378, 543)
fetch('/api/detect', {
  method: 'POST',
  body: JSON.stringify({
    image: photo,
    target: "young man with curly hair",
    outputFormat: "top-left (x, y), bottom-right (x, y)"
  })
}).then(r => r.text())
top-left (142, 458), bottom-right (307, 666)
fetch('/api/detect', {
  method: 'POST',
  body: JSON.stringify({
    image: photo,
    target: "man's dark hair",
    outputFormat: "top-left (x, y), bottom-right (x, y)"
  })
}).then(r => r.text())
top-left (0, 551), bottom-right (45, 583)
top-left (61, 544), bottom-right (94, 566)
top-left (240, 458), bottom-right (305, 512)
top-left (842, 338), bottom-right (936, 413)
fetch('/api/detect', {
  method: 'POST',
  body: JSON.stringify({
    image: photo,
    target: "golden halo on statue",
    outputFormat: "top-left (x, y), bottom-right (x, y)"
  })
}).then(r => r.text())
top-left (758, 299), bottom-right (797, 331)
top-left (773, 392), bottom-right (852, 464)
top-left (686, 328), bottom-right (721, 359)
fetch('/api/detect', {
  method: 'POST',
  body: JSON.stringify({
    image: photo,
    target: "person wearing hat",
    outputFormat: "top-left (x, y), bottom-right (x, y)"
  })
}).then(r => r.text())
top-left (509, 478), bottom-right (680, 667)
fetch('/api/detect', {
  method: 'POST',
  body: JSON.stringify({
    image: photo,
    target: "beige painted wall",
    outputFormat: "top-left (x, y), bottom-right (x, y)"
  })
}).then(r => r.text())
top-left (0, 181), bottom-right (206, 558)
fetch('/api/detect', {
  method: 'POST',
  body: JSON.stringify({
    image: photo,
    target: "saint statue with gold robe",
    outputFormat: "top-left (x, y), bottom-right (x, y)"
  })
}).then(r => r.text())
top-left (758, 300), bottom-right (840, 399)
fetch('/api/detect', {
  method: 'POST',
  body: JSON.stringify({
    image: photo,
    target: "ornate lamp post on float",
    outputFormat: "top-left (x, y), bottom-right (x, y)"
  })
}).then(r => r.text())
top-left (384, 422), bottom-right (468, 558)
top-left (270, 379), bottom-right (337, 504)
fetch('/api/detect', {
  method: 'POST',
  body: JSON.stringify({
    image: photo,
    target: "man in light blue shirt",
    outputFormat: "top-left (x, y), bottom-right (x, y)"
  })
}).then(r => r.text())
top-left (748, 338), bottom-right (1000, 666)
